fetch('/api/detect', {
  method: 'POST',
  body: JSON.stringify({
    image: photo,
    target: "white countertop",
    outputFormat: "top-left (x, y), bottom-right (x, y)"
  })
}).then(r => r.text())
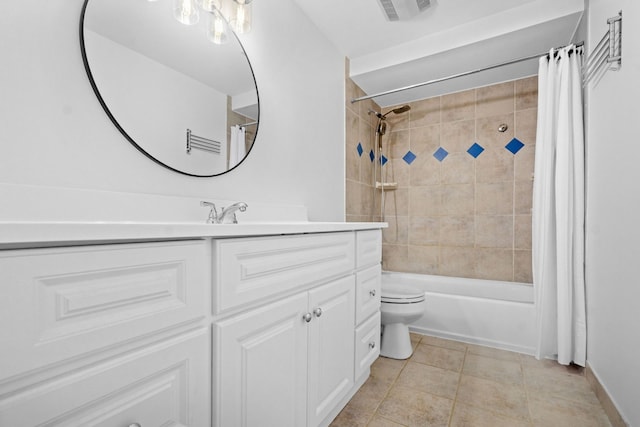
top-left (0, 221), bottom-right (387, 249)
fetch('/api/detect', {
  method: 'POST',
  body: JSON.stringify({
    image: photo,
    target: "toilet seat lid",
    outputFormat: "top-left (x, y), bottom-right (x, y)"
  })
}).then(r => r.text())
top-left (381, 285), bottom-right (425, 303)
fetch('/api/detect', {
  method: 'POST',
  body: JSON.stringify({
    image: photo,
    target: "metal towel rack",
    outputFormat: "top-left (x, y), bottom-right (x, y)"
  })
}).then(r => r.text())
top-left (186, 129), bottom-right (221, 155)
top-left (584, 11), bottom-right (622, 86)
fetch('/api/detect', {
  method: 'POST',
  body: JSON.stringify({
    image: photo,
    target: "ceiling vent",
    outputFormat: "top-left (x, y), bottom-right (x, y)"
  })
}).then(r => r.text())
top-left (376, 0), bottom-right (431, 21)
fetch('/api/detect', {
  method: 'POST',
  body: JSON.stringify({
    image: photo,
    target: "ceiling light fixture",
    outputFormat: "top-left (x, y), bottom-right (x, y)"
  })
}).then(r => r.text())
top-left (164, 0), bottom-right (254, 44)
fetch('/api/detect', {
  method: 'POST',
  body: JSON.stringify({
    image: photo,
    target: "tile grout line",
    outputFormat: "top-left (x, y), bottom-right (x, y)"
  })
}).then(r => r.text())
top-left (446, 343), bottom-right (469, 426)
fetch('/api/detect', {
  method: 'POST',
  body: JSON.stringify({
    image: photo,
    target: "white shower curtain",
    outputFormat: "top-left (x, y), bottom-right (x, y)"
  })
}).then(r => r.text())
top-left (229, 125), bottom-right (246, 169)
top-left (532, 45), bottom-right (586, 366)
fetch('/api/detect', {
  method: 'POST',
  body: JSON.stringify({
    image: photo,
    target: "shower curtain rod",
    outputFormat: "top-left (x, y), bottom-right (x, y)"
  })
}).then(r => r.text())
top-left (350, 41), bottom-right (584, 103)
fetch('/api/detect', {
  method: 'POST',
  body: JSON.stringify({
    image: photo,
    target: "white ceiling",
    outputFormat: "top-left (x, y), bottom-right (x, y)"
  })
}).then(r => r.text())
top-left (292, 0), bottom-right (585, 106)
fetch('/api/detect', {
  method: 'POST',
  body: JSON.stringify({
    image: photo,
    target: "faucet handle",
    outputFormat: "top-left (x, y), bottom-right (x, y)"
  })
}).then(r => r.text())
top-left (200, 201), bottom-right (218, 224)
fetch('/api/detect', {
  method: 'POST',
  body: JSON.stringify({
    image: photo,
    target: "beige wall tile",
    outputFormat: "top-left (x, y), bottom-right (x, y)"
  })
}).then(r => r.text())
top-left (347, 77), bottom-right (536, 283)
top-left (409, 97), bottom-right (441, 128)
top-left (477, 81), bottom-right (515, 118)
top-left (409, 157), bottom-right (441, 186)
top-left (442, 183), bottom-right (475, 215)
top-left (515, 180), bottom-right (533, 214)
top-left (515, 108), bottom-right (537, 145)
top-left (386, 129), bottom-right (410, 160)
top-left (440, 216), bottom-right (475, 247)
top-left (382, 159), bottom-right (410, 188)
top-left (345, 76), bottom-right (360, 115)
top-left (442, 89), bottom-right (476, 123)
top-left (476, 113), bottom-right (514, 147)
top-left (439, 246), bottom-right (476, 278)
top-left (346, 109), bottom-right (360, 181)
top-left (476, 182), bottom-right (514, 215)
top-left (514, 142), bottom-right (535, 182)
top-left (441, 152), bottom-right (475, 184)
top-left (383, 215), bottom-right (409, 245)
top-left (441, 119), bottom-right (475, 153)
top-left (514, 250), bottom-right (533, 283)
top-left (409, 185), bottom-right (442, 216)
top-left (475, 248), bottom-right (514, 281)
top-left (382, 244), bottom-right (409, 272)
top-left (475, 215), bottom-right (514, 248)
top-left (515, 215), bottom-right (532, 249)
top-left (407, 245), bottom-right (440, 274)
top-left (408, 216), bottom-right (439, 246)
top-left (410, 123), bottom-right (440, 151)
top-left (475, 149), bottom-right (515, 183)
top-left (516, 76), bottom-right (538, 111)
top-left (379, 188), bottom-right (408, 217)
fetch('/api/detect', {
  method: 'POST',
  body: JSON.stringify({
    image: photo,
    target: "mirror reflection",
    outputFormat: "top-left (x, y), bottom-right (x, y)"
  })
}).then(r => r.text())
top-left (81, 0), bottom-right (259, 177)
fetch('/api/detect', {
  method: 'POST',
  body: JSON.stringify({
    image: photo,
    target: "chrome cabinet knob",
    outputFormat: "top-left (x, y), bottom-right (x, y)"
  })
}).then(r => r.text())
top-left (313, 307), bottom-right (323, 318)
top-left (303, 313), bottom-right (312, 323)
top-left (369, 289), bottom-right (376, 297)
top-left (369, 342), bottom-right (376, 350)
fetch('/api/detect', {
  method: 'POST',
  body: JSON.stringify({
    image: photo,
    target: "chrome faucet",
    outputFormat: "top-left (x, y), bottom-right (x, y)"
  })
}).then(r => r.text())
top-left (200, 201), bottom-right (248, 224)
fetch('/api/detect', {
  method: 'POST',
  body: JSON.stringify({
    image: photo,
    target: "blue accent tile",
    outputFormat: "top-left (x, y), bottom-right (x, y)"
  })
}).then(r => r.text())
top-left (356, 142), bottom-right (363, 157)
top-left (505, 138), bottom-right (525, 154)
top-left (403, 150), bottom-right (417, 165)
top-left (369, 149), bottom-right (375, 162)
top-left (467, 142), bottom-right (485, 158)
top-left (380, 155), bottom-right (388, 166)
top-left (433, 147), bottom-right (449, 162)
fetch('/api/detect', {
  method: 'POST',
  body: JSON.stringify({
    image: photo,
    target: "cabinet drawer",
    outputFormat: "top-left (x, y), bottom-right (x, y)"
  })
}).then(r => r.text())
top-left (354, 311), bottom-right (381, 379)
top-left (0, 328), bottom-right (210, 426)
top-left (0, 240), bottom-right (208, 381)
top-left (213, 232), bottom-right (355, 312)
top-left (355, 264), bottom-right (381, 325)
top-left (356, 230), bottom-right (381, 268)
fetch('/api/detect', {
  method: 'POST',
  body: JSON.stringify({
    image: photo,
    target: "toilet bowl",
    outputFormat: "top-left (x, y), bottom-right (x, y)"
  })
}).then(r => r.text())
top-left (380, 285), bottom-right (426, 359)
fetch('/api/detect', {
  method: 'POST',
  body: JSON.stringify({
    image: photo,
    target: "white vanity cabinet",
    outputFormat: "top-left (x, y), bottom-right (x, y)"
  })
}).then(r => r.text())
top-left (0, 240), bottom-right (211, 426)
top-left (212, 230), bottom-right (381, 427)
top-left (0, 224), bottom-right (382, 427)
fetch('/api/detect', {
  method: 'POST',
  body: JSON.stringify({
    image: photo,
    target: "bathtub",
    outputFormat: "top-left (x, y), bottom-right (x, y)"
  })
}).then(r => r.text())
top-left (382, 271), bottom-right (536, 355)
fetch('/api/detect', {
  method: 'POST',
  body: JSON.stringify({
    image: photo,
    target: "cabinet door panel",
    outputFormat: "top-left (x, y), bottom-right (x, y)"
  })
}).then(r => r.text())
top-left (0, 328), bottom-right (210, 426)
top-left (307, 276), bottom-right (355, 427)
top-left (214, 293), bottom-right (308, 427)
top-left (0, 241), bottom-right (208, 381)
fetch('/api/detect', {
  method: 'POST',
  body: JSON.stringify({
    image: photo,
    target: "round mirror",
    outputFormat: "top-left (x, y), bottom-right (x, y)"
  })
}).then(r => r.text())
top-left (80, 0), bottom-right (259, 177)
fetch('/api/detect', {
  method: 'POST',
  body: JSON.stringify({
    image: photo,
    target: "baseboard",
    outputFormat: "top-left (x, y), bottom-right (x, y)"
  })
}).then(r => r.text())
top-left (585, 363), bottom-right (629, 427)
top-left (409, 325), bottom-right (535, 356)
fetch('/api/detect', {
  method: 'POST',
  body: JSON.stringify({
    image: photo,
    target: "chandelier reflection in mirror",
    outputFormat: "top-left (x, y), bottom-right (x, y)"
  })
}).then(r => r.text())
top-left (161, 0), bottom-right (253, 44)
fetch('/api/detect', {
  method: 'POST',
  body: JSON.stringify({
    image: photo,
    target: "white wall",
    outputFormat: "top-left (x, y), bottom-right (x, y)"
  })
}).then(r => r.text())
top-left (86, 30), bottom-right (228, 175)
top-left (0, 0), bottom-right (346, 221)
top-left (585, 0), bottom-right (640, 425)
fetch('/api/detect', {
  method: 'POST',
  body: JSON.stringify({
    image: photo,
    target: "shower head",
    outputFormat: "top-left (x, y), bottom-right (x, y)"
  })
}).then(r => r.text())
top-left (382, 105), bottom-right (411, 118)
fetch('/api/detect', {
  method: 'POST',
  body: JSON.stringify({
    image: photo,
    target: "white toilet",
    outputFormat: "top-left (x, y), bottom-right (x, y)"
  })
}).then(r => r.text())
top-left (380, 285), bottom-right (426, 359)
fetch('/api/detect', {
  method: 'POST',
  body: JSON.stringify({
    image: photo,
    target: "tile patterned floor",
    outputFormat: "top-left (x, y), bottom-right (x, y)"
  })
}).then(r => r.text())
top-left (331, 334), bottom-right (612, 427)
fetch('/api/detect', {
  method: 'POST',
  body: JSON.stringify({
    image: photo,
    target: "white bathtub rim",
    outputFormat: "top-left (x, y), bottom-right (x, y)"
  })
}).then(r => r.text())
top-left (382, 271), bottom-right (534, 304)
